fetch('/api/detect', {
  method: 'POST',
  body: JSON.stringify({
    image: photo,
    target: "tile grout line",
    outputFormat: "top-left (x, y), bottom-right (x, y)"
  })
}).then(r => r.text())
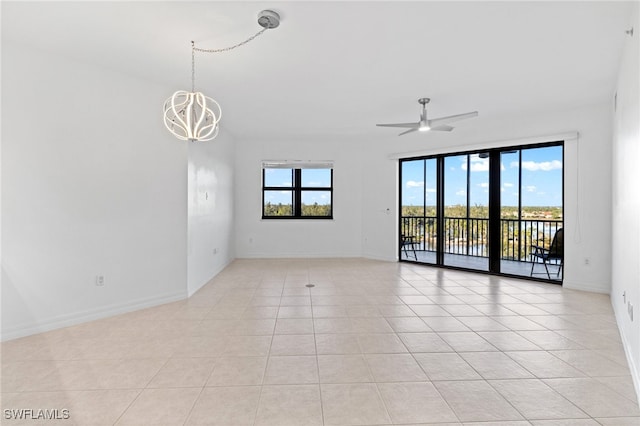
top-left (309, 280), bottom-right (326, 426)
top-left (180, 385), bottom-right (207, 426)
top-left (251, 276), bottom-right (284, 426)
top-left (393, 275), bottom-right (467, 424)
top-left (111, 387), bottom-right (144, 426)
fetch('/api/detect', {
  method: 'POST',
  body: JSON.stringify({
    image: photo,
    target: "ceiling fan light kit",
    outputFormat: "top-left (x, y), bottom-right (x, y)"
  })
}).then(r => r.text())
top-left (163, 10), bottom-right (280, 142)
top-left (377, 98), bottom-right (478, 136)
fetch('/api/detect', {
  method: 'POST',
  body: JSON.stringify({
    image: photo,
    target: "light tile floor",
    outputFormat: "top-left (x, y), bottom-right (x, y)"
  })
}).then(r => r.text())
top-left (1, 258), bottom-right (638, 425)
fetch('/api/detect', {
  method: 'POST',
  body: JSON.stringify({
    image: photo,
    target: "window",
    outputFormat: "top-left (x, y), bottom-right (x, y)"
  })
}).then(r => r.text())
top-left (262, 162), bottom-right (333, 219)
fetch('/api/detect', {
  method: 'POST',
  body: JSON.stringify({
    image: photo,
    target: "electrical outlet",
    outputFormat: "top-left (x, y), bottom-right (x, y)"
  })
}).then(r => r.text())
top-left (584, 258), bottom-right (590, 265)
top-left (95, 275), bottom-right (105, 287)
top-left (628, 302), bottom-right (634, 321)
top-left (213, 248), bottom-right (218, 255)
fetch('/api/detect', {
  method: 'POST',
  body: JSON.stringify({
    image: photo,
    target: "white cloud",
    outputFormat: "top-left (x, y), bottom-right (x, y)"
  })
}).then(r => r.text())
top-left (478, 182), bottom-right (489, 188)
top-left (406, 180), bottom-right (424, 188)
top-left (511, 160), bottom-right (562, 171)
top-left (456, 189), bottom-right (466, 196)
top-left (526, 185), bottom-right (536, 192)
top-left (461, 158), bottom-right (489, 172)
top-left (472, 161), bottom-right (489, 172)
top-left (503, 182), bottom-right (514, 187)
top-left (426, 188), bottom-right (436, 193)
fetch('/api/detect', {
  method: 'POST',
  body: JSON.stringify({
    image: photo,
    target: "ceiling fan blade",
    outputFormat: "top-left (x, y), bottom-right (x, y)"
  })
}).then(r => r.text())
top-left (430, 125), bottom-right (454, 132)
top-left (398, 128), bottom-right (418, 136)
top-left (428, 111), bottom-right (478, 127)
top-left (376, 122), bottom-right (420, 129)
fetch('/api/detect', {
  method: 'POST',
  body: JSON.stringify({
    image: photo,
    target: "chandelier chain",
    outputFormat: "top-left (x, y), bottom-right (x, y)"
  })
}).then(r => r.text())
top-left (191, 41), bottom-right (195, 92)
top-left (165, 9), bottom-right (279, 142)
top-left (193, 28), bottom-right (268, 54)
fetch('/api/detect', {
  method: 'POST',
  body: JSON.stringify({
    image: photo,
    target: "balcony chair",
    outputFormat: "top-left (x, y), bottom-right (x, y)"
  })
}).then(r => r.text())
top-left (530, 228), bottom-right (563, 279)
top-left (401, 235), bottom-right (418, 260)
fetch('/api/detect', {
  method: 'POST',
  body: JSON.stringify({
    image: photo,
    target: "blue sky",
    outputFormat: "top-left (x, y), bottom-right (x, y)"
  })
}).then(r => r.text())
top-left (264, 168), bottom-right (332, 205)
top-left (402, 145), bottom-right (563, 207)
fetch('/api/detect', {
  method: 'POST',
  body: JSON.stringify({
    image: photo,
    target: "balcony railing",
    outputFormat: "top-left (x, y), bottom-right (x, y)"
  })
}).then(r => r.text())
top-left (400, 216), bottom-right (562, 261)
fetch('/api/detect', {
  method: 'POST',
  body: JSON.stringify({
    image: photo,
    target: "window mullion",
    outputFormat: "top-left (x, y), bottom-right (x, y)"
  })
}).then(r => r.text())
top-left (294, 169), bottom-right (302, 217)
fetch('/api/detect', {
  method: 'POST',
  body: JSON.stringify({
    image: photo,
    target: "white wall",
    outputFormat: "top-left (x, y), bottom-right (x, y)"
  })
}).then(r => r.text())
top-left (360, 146), bottom-right (399, 261)
top-left (1, 42), bottom-right (188, 339)
top-left (612, 2), bottom-right (640, 401)
top-left (235, 138), bottom-right (363, 258)
top-left (187, 130), bottom-right (235, 296)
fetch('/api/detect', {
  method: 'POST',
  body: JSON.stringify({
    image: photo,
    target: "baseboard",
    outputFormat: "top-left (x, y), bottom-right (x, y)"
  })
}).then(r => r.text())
top-left (362, 253), bottom-right (397, 263)
top-left (562, 279), bottom-right (610, 294)
top-left (614, 304), bottom-right (640, 408)
top-left (238, 252), bottom-right (361, 259)
top-left (188, 256), bottom-right (235, 297)
top-left (1, 290), bottom-right (187, 342)
top-left (238, 253), bottom-right (401, 263)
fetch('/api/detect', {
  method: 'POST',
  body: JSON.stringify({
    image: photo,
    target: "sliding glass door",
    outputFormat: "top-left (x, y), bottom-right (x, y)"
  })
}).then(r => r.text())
top-left (400, 158), bottom-right (437, 264)
top-left (442, 154), bottom-right (489, 271)
top-left (399, 142), bottom-right (563, 282)
top-left (499, 145), bottom-right (564, 279)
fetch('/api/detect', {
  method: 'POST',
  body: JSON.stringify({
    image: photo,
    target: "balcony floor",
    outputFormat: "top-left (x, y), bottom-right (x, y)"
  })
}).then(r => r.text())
top-left (401, 250), bottom-right (563, 282)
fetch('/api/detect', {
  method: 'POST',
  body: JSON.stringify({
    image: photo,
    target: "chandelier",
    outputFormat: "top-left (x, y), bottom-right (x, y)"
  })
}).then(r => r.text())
top-left (163, 10), bottom-right (280, 142)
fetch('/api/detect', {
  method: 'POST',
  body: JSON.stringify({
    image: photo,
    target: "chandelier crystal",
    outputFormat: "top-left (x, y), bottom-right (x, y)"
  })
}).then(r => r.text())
top-left (163, 10), bottom-right (280, 142)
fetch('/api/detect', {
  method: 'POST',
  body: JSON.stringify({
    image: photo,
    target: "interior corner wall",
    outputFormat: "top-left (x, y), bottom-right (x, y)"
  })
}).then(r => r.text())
top-left (611, 1), bottom-right (640, 402)
top-left (1, 42), bottom-right (188, 340)
top-left (234, 138), bottom-right (363, 258)
top-left (187, 130), bottom-right (236, 296)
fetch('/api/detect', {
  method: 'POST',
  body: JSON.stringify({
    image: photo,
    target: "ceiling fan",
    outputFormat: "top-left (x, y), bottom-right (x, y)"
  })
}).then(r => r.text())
top-left (376, 98), bottom-right (478, 136)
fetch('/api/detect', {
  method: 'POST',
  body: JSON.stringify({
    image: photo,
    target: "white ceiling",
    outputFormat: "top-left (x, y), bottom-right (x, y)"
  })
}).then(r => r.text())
top-left (2, 1), bottom-right (632, 141)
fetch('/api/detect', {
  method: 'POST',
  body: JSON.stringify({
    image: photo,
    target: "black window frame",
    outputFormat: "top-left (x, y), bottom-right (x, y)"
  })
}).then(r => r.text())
top-left (399, 140), bottom-right (564, 283)
top-left (262, 168), bottom-right (334, 219)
